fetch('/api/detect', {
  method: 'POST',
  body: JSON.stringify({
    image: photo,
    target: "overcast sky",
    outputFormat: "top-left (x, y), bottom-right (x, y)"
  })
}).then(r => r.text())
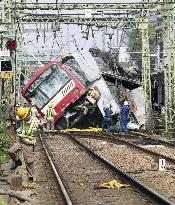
top-left (20, 0), bottom-right (158, 60)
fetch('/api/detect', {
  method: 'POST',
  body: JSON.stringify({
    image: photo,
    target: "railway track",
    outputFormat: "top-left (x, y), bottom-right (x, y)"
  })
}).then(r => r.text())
top-left (10, 135), bottom-right (67, 205)
top-left (127, 131), bottom-right (175, 148)
top-left (40, 131), bottom-right (174, 205)
top-left (70, 131), bottom-right (175, 164)
top-left (70, 132), bottom-right (175, 204)
top-left (39, 134), bottom-right (73, 205)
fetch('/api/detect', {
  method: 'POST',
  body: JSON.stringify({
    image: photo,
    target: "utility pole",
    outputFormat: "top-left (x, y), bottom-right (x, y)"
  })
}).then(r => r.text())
top-left (0, 0), bottom-right (15, 164)
top-left (2, 0), bottom-right (14, 105)
top-left (162, 2), bottom-right (175, 133)
top-left (141, 0), bottom-right (153, 130)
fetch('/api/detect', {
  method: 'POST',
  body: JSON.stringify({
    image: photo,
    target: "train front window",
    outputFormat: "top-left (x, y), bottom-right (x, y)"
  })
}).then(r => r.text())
top-left (26, 90), bottom-right (48, 109)
top-left (26, 64), bottom-right (70, 109)
top-left (28, 67), bottom-right (52, 93)
top-left (39, 64), bottom-right (70, 98)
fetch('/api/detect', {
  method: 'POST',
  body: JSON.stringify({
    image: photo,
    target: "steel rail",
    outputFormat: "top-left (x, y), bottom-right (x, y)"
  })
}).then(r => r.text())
top-left (67, 133), bottom-right (174, 205)
top-left (108, 133), bottom-right (175, 164)
top-left (39, 134), bottom-right (73, 205)
top-left (128, 131), bottom-right (175, 148)
top-left (70, 131), bottom-right (175, 164)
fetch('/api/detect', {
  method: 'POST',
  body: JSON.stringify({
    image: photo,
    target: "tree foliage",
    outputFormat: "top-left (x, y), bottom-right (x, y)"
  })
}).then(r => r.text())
top-left (0, 198), bottom-right (8, 205)
top-left (127, 23), bottom-right (158, 69)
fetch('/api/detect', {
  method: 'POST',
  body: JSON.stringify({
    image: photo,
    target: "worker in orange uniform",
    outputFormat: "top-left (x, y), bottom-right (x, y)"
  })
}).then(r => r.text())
top-left (8, 107), bottom-right (39, 187)
top-left (46, 103), bottom-right (57, 131)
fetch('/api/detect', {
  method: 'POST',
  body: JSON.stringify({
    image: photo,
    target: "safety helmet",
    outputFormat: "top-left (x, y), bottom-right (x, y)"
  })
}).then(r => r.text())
top-left (106, 104), bottom-right (110, 108)
top-left (124, 101), bottom-right (129, 106)
top-left (16, 103), bottom-right (20, 107)
top-left (31, 101), bottom-right (36, 106)
top-left (16, 107), bottom-right (29, 120)
top-left (48, 103), bottom-right (53, 108)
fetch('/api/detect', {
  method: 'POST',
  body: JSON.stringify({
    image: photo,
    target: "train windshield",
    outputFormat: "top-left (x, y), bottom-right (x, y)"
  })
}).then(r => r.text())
top-left (63, 59), bottom-right (87, 83)
top-left (25, 64), bottom-right (70, 109)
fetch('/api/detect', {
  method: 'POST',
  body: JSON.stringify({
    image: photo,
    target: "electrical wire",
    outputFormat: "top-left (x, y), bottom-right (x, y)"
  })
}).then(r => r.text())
top-left (48, 0), bottom-right (65, 59)
top-left (56, 0), bottom-right (65, 12)
top-left (71, 34), bottom-right (99, 73)
top-left (49, 31), bottom-right (58, 60)
top-left (28, 0), bottom-right (34, 4)
top-left (115, 29), bottom-right (127, 57)
top-left (48, 26), bottom-right (96, 60)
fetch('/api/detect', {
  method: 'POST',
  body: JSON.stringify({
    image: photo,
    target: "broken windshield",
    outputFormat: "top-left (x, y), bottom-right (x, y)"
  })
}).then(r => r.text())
top-left (26, 63), bottom-right (70, 109)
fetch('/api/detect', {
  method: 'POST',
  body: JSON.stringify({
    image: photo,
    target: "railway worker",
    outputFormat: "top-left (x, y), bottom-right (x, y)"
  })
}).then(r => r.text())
top-left (29, 101), bottom-right (38, 118)
top-left (8, 107), bottom-right (39, 187)
top-left (102, 103), bottom-right (113, 134)
top-left (15, 103), bottom-right (21, 130)
top-left (46, 103), bottom-right (57, 131)
top-left (119, 101), bottom-right (130, 134)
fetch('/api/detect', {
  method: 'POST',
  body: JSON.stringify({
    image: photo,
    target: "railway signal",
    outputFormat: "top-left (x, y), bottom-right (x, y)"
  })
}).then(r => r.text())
top-left (6, 38), bottom-right (16, 51)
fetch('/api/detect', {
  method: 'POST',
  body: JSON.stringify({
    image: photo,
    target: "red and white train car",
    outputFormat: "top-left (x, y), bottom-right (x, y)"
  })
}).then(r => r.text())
top-left (22, 61), bottom-right (87, 124)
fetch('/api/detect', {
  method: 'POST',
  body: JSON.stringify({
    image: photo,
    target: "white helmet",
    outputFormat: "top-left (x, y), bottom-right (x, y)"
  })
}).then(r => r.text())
top-left (124, 101), bottom-right (128, 106)
top-left (106, 104), bottom-right (110, 108)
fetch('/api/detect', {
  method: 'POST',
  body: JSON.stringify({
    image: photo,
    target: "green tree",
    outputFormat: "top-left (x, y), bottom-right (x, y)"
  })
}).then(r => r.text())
top-left (127, 23), bottom-right (158, 69)
top-left (0, 198), bottom-right (8, 205)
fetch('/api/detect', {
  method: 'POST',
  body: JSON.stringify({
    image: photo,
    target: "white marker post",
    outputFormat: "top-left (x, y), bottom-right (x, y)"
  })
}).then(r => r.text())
top-left (159, 159), bottom-right (165, 171)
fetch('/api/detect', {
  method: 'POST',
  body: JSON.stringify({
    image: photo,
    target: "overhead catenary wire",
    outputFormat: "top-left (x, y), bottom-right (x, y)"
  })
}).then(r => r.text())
top-left (49, 0), bottom-right (65, 59)
top-left (71, 34), bottom-right (100, 74)
top-left (17, 1), bottom-right (131, 65)
top-left (54, 34), bottom-right (94, 61)
top-left (50, 28), bottom-right (94, 61)
top-left (28, 0), bottom-right (34, 4)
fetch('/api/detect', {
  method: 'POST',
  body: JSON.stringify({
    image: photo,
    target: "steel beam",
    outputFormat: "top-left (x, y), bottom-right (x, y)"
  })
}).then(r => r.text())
top-left (162, 2), bottom-right (175, 132)
top-left (2, 0), bottom-right (12, 24)
top-left (16, 15), bottom-right (139, 29)
top-left (14, 2), bottom-right (159, 11)
top-left (141, 0), bottom-right (152, 129)
top-left (14, 28), bottom-right (23, 102)
top-left (1, 0), bottom-right (14, 106)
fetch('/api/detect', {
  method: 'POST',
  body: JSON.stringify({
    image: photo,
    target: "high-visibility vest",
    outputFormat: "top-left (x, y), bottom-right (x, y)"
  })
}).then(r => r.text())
top-left (47, 108), bottom-right (53, 120)
top-left (29, 107), bottom-right (37, 117)
top-left (18, 117), bottom-right (37, 139)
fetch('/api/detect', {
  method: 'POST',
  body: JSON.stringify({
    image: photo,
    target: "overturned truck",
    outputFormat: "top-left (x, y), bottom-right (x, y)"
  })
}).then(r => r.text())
top-left (61, 48), bottom-right (146, 129)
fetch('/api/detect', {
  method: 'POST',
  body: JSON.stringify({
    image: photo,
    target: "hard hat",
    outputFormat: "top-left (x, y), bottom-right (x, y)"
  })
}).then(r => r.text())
top-left (124, 101), bottom-right (129, 106)
top-left (31, 101), bottom-right (36, 106)
top-left (16, 107), bottom-right (29, 120)
top-left (16, 103), bottom-right (20, 107)
top-left (48, 103), bottom-right (53, 108)
top-left (60, 51), bottom-right (70, 59)
top-left (94, 86), bottom-right (98, 90)
top-left (106, 104), bottom-right (110, 108)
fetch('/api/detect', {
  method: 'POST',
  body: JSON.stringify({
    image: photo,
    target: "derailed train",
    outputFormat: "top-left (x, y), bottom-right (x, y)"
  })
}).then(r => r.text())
top-left (22, 49), bottom-right (146, 129)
